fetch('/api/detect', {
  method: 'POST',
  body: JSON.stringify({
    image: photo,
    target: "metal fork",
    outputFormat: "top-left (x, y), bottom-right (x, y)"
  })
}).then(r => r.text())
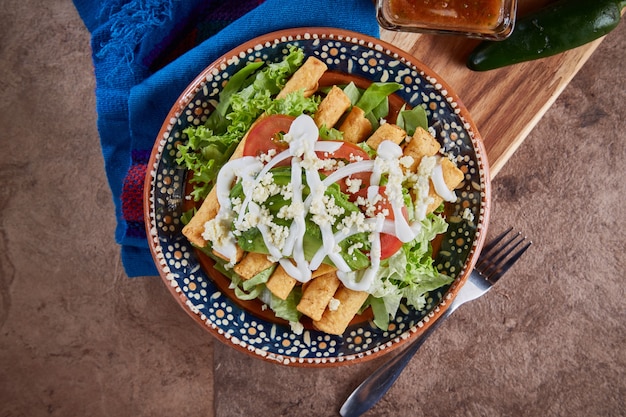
top-left (339, 228), bottom-right (532, 417)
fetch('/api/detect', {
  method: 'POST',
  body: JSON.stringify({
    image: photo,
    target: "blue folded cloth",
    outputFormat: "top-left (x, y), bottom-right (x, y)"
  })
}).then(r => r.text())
top-left (73, 0), bottom-right (380, 277)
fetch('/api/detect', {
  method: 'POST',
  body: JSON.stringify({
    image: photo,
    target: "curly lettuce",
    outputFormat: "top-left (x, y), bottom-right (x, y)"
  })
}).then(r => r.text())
top-left (366, 213), bottom-right (453, 330)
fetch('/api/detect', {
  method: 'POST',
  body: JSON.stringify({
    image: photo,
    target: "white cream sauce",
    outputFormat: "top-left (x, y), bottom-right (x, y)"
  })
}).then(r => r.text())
top-left (204, 114), bottom-right (457, 292)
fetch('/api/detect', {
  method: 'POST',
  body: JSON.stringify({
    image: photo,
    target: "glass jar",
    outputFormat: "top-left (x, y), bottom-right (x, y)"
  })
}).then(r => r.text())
top-left (376, 0), bottom-right (517, 40)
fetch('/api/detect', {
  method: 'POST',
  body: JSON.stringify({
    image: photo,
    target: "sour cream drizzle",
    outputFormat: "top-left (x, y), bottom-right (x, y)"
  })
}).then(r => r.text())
top-left (205, 114), bottom-right (458, 292)
top-left (209, 156), bottom-right (263, 264)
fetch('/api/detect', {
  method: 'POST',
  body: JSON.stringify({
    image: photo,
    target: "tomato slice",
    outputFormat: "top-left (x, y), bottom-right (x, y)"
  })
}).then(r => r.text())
top-left (353, 186), bottom-right (408, 260)
top-left (243, 114), bottom-right (294, 159)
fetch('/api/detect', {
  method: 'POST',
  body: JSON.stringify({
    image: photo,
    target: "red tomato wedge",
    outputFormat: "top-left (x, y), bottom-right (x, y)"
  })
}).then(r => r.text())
top-left (353, 186), bottom-right (408, 260)
top-left (243, 114), bottom-right (294, 159)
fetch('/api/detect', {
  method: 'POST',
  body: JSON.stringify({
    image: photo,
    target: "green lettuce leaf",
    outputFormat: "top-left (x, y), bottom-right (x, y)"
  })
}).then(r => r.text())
top-left (367, 213), bottom-right (453, 330)
top-left (266, 90), bottom-right (320, 116)
top-left (396, 105), bottom-right (429, 136)
top-left (343, 82), bottom-right (361, 104)
top-left (242, 266), bottom-right (275, 292)
top-left (261, 286), bottom-right (303, 323)
top-left (355, 82), bottom-right (402, 114)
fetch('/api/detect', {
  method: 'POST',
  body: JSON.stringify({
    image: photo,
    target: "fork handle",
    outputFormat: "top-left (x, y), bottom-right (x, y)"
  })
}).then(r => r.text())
top-left (339, 309), bottom-right (453, 417)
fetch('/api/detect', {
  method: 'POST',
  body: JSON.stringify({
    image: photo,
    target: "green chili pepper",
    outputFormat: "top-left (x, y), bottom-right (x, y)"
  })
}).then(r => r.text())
top-left (467, 0), bottom-right (626, 71)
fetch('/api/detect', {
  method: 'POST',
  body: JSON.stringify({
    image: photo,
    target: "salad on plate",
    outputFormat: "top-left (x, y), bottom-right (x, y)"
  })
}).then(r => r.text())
top-left (178, 46), bottom-right (465, 336)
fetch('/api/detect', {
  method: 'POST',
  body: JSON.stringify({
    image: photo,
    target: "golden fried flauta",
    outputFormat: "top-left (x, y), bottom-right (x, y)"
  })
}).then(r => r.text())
top-left (399, 126), bottom-right (464, 214)
top-left (267, 263), bottom-right (336, 300)
top-left (232, 252), bottom-right (274, 280)
top-left (365, 122), bottom-right (406, 150)
top-left (402, 126), bottom-right (441, 171)
top-left (338, 106), bottom-right (372, 144)
top-left (312, 286), bottom-right (369, 335)
top-left (314, 85), bottom-right (351, 129)
top-left (277, 56), bottom-right (328, 99)
top-left (265, 264), bottom-right (295, 300)
top-left (296, 271), bottom-right (341, 321)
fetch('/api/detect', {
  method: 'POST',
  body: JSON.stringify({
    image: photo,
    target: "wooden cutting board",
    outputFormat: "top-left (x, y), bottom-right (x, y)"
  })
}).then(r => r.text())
top-left (381, 0), bottom-right (611, 178)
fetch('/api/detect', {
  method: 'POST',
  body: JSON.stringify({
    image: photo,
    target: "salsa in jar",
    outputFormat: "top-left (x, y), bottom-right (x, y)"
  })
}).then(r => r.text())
top-left (377, 0), bottom-right (517, 40)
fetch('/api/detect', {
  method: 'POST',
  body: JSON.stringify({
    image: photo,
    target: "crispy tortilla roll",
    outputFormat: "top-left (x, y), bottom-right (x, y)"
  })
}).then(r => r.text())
top-left (277, 56), bottom-right (328, 99)
top-left (181, 187), bottom-right (220, 248)
top-left (366, 123), bottom-right (406, 150)
top-left (314, 86), bottom-right (351, 129)
top-left (297, 271), bottom-right (342, 321)
top-left (312, 286), bottom-right (369, 335)
top-left (311, 263), bottom-right (337, 277)
top-left (232, 252), bottom-right (274, 280)
top-left (339, 107), bottom-right (372, 144)
top-left (266, 264), bottom-right (297, 300)
top-left (402, 126), bottom-right (440, 171)
top-left (426, 158), bottom-right (465, 214)
top-left (267, 262), bottom-right (337, 300)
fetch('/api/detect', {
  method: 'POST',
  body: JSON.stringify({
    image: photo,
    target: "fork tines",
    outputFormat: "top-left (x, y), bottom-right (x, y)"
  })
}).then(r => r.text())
top-left (475, 227), bottom-right (532, 282)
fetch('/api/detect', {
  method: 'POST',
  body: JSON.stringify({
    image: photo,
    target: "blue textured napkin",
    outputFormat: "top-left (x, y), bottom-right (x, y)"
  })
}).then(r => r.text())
top-left (73, 0), bottom-right (380, 277)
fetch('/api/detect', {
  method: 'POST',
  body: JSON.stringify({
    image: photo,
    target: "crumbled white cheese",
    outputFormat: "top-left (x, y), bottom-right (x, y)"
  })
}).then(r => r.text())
top-left (251, 172), bottom-right (282, 204)
top-left (315, 157), bottom-right (343, 172)
top-left (257, 148), bottom-right (277, 164)
top-left (310, 194), bottom-right (345, 227)
top-left (347, 242), bottom-right (364, 255)
top-left (233, 209), bottom-right (258, 233)
top-left (345, 177), bottom-right (362, 194)
top-left (384, 172), bottom-right (405, 207)
top-left (260, 172), bottom-right (274, 186)
top-left (275, 200), bottom-right (299, 220)
top-left (349, 153), bottom-right (364, 163)
top-left (462, 207), bottom-right (475, 222)
top-left (328, 297), bottom-right (340, 311)
top-left (231, 197), bottom-right (243, 214)
top-left (279, 183), bottom-right (293, 200)
top-left (340, 210), bottom-right (374, 234)
top-left (267, 223), bottom-right (290, 250)
top-left (355, 193), bottom-right (384, 218)
top-left (399, 155), bottom-right (415, 169)
top-left (289, 321), bottom-right (304, 335)
top-left (201, 217), bottom-right (231, 247)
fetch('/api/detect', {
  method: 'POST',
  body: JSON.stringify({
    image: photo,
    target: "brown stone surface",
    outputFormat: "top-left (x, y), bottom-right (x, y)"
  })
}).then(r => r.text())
top-left (1, 1), bottom-right (624, 417)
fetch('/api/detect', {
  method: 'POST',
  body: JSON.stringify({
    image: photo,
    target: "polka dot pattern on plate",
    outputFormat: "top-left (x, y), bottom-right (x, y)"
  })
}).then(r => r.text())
top-left (145, 29), bottom-right (490, 367)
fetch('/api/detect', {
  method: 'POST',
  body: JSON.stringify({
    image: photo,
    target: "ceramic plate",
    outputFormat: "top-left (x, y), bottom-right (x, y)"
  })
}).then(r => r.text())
top-left (145, 28), bottom-right (490, 366)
